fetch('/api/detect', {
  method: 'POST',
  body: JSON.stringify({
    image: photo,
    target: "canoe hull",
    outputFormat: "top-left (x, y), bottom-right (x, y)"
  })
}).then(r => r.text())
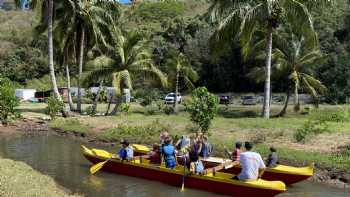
top-left (203, 160), bottom-right (312, 185)
top-left (84, 154), bottom-right (284, 197)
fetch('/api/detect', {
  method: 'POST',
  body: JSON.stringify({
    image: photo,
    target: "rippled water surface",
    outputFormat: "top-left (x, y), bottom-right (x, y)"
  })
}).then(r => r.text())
top-left (0, 134), bottom-right (348, 197)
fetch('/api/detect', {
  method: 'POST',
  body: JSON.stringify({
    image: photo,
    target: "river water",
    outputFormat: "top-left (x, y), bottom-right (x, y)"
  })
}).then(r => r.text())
top-left (0, 134), bottom-right (348, 197)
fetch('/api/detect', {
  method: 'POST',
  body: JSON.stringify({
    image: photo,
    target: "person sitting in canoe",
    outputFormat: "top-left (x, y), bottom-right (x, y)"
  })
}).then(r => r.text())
top-left (189, 151), bottom-right (205, 175)
top-left (161, 137), bottom-right (177, 169)
top-left (266, 147), bottom-right (279, 168)
top-left (175, 135), bottom-right (191, 152)
top-left (225, 141), bottom-right (242, 164)
top-left (233, 142), bottom-right (266, 181)
top-left (199, 136), bottom-right (213, 159)
top-left (118, 140), bottom-right (134, 161)
top-left (149, 143), bottom-right (161, 165)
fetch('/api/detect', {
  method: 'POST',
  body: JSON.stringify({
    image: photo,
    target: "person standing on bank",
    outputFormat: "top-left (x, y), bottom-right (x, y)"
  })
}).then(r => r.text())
top-left (233, 142), bottom-right (266, 181)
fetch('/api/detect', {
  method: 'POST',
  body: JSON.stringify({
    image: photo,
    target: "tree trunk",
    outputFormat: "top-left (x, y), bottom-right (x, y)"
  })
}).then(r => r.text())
top-left (105, 95), bottom-right (113, 116)
top-left (262, 25), bottom-right (273, 119)
top-left (109, 97), bottom-right (121, 115)
top-left (293, 82), bottom-right (300, 111)
top-left (65, 63), bottom-right (74, 111)
top-left (92, 80), bottom-right (103, 115)
top-left (173, 68), bottom-right (180, 114)
top-left (47, 0), bottom-right (61, 101)
top-left (47, 0), bottom-right (67, 118)
top-left (77, 28), bottom-right (85, 113)
top-left (277, 91), bottom-right (290, 117)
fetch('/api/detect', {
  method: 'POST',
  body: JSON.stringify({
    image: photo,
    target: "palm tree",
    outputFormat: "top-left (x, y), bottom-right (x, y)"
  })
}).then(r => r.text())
top-left (84, 30), bottom-right (168, 115)
top-left (165, 52), bottom-right (198, 113)
top-left (247, 31), bottom-right (327, 116)
top-left (209, 0), bottom-right (331, 118)
top-left (72, 0), bottom-right (120, 113)
top-left (32, 0), bottom-right (63, 103)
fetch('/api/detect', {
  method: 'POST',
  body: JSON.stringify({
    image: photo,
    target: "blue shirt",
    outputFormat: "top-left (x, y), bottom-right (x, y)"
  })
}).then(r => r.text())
top-left (118, 147), bottom-right (134, 160)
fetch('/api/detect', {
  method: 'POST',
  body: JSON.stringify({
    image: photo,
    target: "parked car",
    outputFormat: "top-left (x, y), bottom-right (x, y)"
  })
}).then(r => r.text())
top-left (219, 95), bottom-right (230, 104)
top-left (164, 93), bottom-right (182, 104)
top-left (241, 95), bottom-right (257, 105)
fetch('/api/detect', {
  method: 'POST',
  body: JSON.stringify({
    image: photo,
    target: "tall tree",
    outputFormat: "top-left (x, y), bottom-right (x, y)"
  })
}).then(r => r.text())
top-left (165, 52), bottom-right (198, 113)
top-left (84, 30), bottom-right (168, 115)
top-left (209, 0), bottom-right (331, 118)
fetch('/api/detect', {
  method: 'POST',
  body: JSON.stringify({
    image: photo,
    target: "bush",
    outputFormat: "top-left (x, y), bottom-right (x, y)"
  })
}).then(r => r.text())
top-left (84, 106), bottom-right (96, 116)
top-left (311, 109), bottom-right (350, 123)
top-left (294, 119), bottom-right (330, 143)
top-left (144, 102), bottom-right (159, 115)
top-left (134, 89), bottom-right (163, 106)
top-left (119, 103), bottom-right (130, 114)
top-left (72, 97), bottom-right (93, 104)
top-left (185, 87), bottom-right (218, 133)
top-left (0, 78), bottom-right (20, 125)
top-left (46, 96), bottom-right (64, 120)
top-left (163, 105), bottom-right (173, 115)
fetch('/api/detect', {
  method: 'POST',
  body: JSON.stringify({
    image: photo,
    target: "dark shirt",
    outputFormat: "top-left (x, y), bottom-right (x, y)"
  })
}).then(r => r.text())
top-left (267, 152), bottom-right (278, 168)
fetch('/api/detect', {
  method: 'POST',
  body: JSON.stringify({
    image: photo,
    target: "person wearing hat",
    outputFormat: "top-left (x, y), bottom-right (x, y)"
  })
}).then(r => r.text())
top-left (233, 141), bottom-right (265, 181)
top-left (266, 146), bottom-right (279, 168)
top-left (118, 139), bottom-right (134, 161)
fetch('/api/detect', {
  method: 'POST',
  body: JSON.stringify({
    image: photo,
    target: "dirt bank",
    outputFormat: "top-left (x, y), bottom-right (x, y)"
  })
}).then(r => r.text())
top-left (5, 118), bottom-right (350, 190)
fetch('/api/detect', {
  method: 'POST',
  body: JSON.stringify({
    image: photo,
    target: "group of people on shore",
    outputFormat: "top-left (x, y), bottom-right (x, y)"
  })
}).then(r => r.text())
top-left (116, 131), bottom-right (279, 181)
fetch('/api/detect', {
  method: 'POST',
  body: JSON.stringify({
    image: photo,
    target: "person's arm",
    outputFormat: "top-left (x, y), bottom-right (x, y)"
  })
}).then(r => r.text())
top-left (258, 154), bottom-right (266, 179)
top-left (197, 143), bottom-right (202, 154)
top-left (225, 148), bottom-right (232, 159)
top-left (258, 168), bottom-right (265, 178)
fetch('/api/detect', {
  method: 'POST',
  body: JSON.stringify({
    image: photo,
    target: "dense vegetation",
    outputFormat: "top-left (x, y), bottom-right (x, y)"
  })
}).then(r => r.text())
top-left (1, 0), bottom-right (350, 112)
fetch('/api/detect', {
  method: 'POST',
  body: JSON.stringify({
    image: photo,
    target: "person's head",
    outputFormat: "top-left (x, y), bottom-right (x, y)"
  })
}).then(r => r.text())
top-left (153, 143), bottom-right (160, 151)
top-left (203, 136), bottom-right (208, 141)
top-left (244, 141), bottom-right (253, 151)
top-left (160, 131), bottom-right (169, 140)
top-left (270, 146), bottom-right (276, 152)
top-left (235, 141), bottom-right (242, 149)
top-left (164, 136), bottom-right (172, 145)
top-left (120, 139), bottom-right (129, 148)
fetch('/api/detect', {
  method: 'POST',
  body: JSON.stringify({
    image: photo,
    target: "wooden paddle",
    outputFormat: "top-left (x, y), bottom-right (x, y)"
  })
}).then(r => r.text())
top-left (90, 158), bottom-right (112, 174)
top-left (181, 155), bottom-right (186, 192)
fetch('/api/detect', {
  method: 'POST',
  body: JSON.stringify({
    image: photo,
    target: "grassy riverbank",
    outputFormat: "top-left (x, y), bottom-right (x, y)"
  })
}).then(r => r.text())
top-left (18, 102), bottom-right (350, 172)
top-left (0, 158), bottom-right (81, 197)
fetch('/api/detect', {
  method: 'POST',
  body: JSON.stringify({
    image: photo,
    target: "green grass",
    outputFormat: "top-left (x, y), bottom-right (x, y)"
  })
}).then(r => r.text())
top-left (0, 158), bottom-right (81, 197)
top-left (49, 118), bottom-right (92, 134)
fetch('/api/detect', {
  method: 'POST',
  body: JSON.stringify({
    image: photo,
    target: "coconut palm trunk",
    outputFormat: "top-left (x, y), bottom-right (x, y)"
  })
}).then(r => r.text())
top-left (77, 28), bottom-right (85, 113)
top-left (47, 0), bottom-right (61, 101)
top-left (92, 80), bottom-right (103, 115)
top-left (293, 82), bottom-right (300, 111)
top-left (262, 25), bottom-right (273, 119)
top-left (277, 91), bottom-right (290, 117)
top-left (65, 64), bottom-right (74, 111)
top-left (173, 68), bottom-right (180, 114)
top-left (109, 97), bottom-right (121, 115)
top-left (105, 95), bottom-right (113, 116)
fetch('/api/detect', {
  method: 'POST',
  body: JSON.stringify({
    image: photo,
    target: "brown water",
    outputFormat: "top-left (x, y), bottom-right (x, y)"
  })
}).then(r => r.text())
top-left (0, 134), bottom-right (348, 197)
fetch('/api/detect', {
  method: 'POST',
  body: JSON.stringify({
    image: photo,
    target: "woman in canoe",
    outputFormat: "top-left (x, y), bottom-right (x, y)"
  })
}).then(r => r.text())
top-left (161, 137), bottom-right (177, 169)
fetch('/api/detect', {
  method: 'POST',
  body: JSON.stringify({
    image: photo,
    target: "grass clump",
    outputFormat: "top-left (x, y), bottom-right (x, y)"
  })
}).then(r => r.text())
top-left (49, 118), bottom-right (91, 134)
top-left (0, 158), bottom-right (81, 197)
top-left (98, 120), bottom-right (170, 144)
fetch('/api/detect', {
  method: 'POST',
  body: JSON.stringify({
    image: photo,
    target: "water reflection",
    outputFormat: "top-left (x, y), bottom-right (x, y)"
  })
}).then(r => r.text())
top-left (0, 134), bottom-right (348, 197)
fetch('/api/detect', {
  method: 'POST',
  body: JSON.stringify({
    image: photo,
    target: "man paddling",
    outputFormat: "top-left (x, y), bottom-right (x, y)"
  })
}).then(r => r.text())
top-left (233, 142), bottom-right (265, 181)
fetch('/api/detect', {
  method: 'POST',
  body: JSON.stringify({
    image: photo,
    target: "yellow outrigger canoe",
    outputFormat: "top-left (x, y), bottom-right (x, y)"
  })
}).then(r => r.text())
top-left (82, 145), bottom-right (286, 197)
top-left (131, 144), bottom-right (314, 185)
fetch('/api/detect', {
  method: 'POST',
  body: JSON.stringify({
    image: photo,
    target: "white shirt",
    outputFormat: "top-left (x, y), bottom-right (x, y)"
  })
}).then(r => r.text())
top-left (238, 151), bottom-right (266, 180)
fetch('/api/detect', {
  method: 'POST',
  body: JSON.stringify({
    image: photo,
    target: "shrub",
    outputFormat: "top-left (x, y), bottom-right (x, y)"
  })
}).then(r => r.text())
top-left (84, 106), bottom-right (96, 116)
top-left (294, 119), bottom-right (330, 143)
top-left (144, 102), bottom-right (159, 115)
top-left (72, 97), bottom-right (93, 104)
top-left (46, 96), bottom-right (64, 120)
top-left (119, 103), bottom-right (130, 114)
top-left (0, 78), bottom-right (20, 125)
top-left (163, 105), bottom-right (173, 115)
top-left (185, 87), bottom-right (218, 133)
top-left (134, 89), bottom-right (163, 106)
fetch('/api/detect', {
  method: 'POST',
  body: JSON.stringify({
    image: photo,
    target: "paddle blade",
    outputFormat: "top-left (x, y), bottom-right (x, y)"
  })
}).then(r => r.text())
top-left (90, 160), bottom-right (108, 174)
top-left (181, 183), bottom-right (185, 192)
